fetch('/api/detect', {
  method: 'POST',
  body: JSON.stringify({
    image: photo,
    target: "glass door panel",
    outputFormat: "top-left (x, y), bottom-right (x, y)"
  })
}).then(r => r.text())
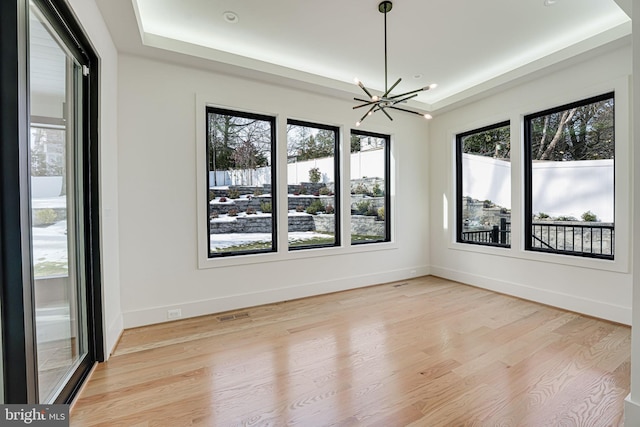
top-left (29, 1), bottom-right (88, 403)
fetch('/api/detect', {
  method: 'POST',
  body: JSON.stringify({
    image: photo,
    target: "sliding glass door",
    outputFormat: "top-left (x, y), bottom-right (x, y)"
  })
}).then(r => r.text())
top-left (29, 1), bottom-right (89, 402)
top-left (0, 0), bottom-right (102, 404)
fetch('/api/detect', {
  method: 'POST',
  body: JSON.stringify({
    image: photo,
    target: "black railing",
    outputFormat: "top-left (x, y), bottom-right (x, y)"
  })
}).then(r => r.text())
top-left (530, 222), bottom-right (614, 258)
top-left (461, 218), bottom-right (510, 247)
top-left (461, 220), bottom-right (614, 258)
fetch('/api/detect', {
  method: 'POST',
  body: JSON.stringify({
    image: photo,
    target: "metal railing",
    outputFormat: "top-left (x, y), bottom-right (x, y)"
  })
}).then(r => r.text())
top-left (530, 222), bottom-right (614, 258)
top-left (461, 219), bottom-right (614, 258)
top-left (461, 218), bottom-right (510, 247)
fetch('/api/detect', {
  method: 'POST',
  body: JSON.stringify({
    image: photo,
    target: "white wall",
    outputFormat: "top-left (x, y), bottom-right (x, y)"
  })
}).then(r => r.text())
top-left (624, 1), bottom-right (640, 422)
top-left (117, 54), bottom-right (430, 327)
top-left (429, 43), bottom-right (632, 324)
top-left (67, 0), bottom-right (122, 358)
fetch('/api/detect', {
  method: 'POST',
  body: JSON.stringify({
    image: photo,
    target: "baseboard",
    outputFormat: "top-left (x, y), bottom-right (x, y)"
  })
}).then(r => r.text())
top-left (430, 265), bottom-right (631, 325)
top-left (625, 395), bottom-right (640, 424)
top-left (104, 312), bottom-right (124, 359)
top-left (122, 266), bottom-right (430, 328)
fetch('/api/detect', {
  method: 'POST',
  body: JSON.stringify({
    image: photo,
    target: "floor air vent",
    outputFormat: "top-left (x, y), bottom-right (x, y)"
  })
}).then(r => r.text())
top-left (392, 282), bottom-right (409, 288)
top-left (217, 312), bottom-right (250, 322)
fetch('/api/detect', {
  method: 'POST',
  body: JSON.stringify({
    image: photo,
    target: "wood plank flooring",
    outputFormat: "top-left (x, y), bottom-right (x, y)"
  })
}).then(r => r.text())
top-left (70, 276), bottom-right (631, 426)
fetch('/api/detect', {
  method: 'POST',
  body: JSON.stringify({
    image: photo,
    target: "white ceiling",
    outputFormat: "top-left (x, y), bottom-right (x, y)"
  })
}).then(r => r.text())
top-left (97, 0), bottom-right (630, 113)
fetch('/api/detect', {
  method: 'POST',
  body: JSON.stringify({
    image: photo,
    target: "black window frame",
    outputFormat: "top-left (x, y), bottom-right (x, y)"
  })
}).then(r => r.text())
top-left (350, 129), bottom-right (391, 245)
top-left (524, 92), bottom-right (615, 260)
top-left (455, 121), bottom-right (511, 248)
top-left (205, 106), bottom-right (278, 258)
top-left (286, 119), bottom-right (341, 251)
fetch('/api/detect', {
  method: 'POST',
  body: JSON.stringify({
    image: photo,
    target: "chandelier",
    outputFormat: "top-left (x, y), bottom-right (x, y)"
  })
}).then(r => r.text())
top-left (353, 1), bottom-right (436, 126)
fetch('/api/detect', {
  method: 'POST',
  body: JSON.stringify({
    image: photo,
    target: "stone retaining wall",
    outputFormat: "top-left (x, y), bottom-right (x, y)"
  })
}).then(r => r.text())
top-left (210, 213), bottom-right (383, 237)
top-left (210, 195), bottom-right (336, 216)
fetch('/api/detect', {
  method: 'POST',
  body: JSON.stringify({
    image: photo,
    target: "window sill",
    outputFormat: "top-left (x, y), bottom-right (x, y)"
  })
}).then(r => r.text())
top-left (198, 240), bottom-right (399, 269)
top-left (449, 241), bottom-right (627, 274)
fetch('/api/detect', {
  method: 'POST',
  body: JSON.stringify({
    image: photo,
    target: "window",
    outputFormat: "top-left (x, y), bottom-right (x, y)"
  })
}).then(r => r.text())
top-left (456, 122), bottom-right (511, 247)
top-left (350, 130), bottom-right (390, 244)
top-left (286, 120), bottom-right (340, 249)
top-left (206, 107), bottom-right (277, 257)
top-left (524, 93), bottom-right (614, 259)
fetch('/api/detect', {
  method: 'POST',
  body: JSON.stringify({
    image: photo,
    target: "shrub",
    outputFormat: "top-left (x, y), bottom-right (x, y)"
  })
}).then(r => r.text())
top-left (260, 202), bottom-right (272, 213)
top-left (299, 186), bottom-right (307, 195)
top-left (296, 205), bottom-right (305, 212)
top-left (246, 207), bottom-right (256, 215)
top-left (218, 196), bottom-right (227, 203)
top-left (537, 212), bottom-right (549, 219)
top-left (372, 182), bottom-right (383, 197)
top-left (355, 200), bottom-right (371, 215)
top-left (253, 188), bottom-right (263, 196)
top-left (228, 188), bottom-right (240, 199)
top-left (210, 211), bottom-right (219, 219)
top-left (581, 210), bottom-right (598, 222)
top-left (377, 206), bottom-right (385, 221)
top-left (325, 204), bottom-right (335, 214)
top-left (227, 208), bottom-right (238, 217)
top-left (366, 205), bottom-right (378, 216)
top-left (35, 208), bottom-right (57, 225)
top-left (555, 215), bottom-right (577, 221)
top-left (353, 183), bottom-right (368, 195)
top-left (306, 200), bottom-right (325, 215)
top-left (308, 167), bottom-right (321, 184)
top-left (319, 187), bottom-right (331, 196)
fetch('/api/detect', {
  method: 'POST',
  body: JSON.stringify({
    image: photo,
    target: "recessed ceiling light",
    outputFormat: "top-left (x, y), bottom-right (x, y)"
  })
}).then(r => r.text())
top-left (413, 74), bottom-right (423, 79)
top-left (223, 11), bottom-right (239, 24)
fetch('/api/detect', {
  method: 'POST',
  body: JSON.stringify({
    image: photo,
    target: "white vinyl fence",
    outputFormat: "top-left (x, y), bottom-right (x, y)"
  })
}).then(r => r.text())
top-left (463, 154), bottom-right (614, 222)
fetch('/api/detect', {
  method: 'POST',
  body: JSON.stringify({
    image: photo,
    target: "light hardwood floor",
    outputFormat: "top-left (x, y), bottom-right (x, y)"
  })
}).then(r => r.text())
top-left (71, 276), bottom-right (630, 426)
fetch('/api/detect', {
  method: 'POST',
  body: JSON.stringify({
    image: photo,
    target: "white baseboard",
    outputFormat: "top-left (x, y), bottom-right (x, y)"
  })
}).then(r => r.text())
top-left (122, 266), bottom-right (430, 328)
top-left (430, 265), bottom-right (631, 325)
top-left (625, 395), bottom-right (640, 424)
top-left (104, 312), bottom-right (124, 359)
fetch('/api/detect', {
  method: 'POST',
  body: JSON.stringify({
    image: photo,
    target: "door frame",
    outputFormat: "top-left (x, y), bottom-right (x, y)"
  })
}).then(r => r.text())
top-left (0, 0), bottom-right (104, 404)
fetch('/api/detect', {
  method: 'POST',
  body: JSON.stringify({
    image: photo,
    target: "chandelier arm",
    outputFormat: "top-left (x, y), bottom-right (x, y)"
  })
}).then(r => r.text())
top-left (392, 93), bottom-right (419, 105)
top-left (388, 86), bottom-right (430, 100)
top-left (379, 106), bottom-right (394, 121)
top-left (387, 105), bottom-right (425, 116)
top-left (353, 99), bottom-right (377, 109)
top-left (358, 105), bottom-right (377, 123)
top-left (357, 82), bottom-right (374, 99)
top-left (383, 78), bottom-right (402, 98)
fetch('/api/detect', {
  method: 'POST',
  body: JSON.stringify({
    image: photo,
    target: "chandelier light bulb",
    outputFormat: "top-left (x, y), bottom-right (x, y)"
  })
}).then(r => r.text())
top-left (428, 83), bottom-right (438, 90)
top-left (372, 96), bottom-right (379, 101)
top-left (356, 121), bottom-right (361, 127)
top-left (354, 77), bottom-right (361, 85)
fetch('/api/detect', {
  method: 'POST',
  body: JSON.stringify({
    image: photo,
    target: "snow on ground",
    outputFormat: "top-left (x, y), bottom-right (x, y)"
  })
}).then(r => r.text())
top-left (32, 220), bottom-right (68, 265)
top-left (210, 231), bottom-right (332, 249)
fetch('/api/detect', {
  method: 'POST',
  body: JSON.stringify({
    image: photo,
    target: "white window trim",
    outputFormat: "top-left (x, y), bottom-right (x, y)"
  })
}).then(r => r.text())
top-left (195, 95), bottom-right (399, 269)
top-left (447, 76), bottom-right (630, 274)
